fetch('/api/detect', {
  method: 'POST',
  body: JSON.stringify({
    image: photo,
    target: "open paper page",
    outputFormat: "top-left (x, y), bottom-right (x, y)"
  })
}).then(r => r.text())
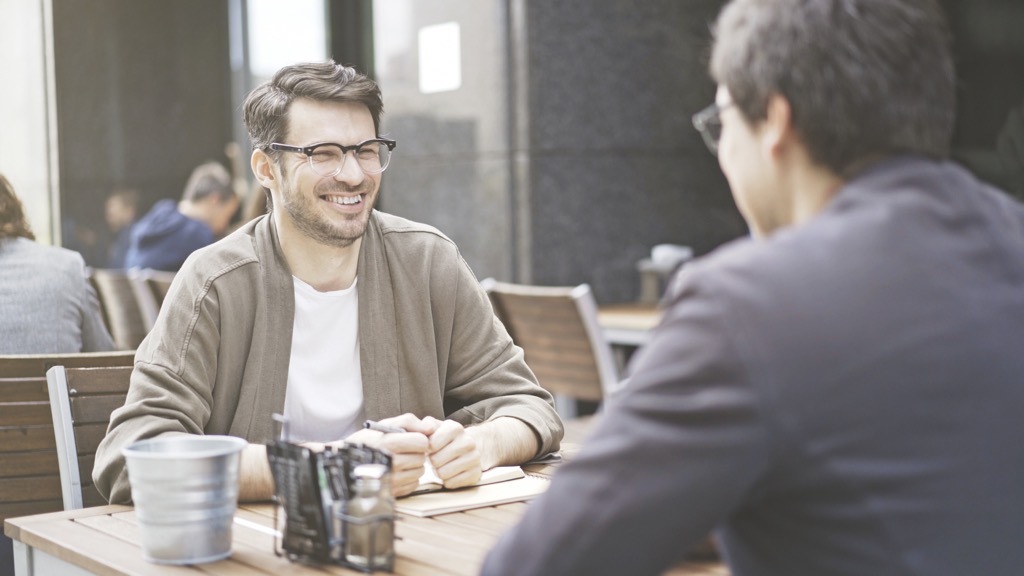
top-left (412, 464), bottom-right (526, 494)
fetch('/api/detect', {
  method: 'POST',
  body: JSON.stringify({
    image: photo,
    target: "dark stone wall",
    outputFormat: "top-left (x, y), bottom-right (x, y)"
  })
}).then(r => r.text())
top-left (53, 0), bottom-right (233, 266)
top-left (524, 0), bottom-right (746, 303)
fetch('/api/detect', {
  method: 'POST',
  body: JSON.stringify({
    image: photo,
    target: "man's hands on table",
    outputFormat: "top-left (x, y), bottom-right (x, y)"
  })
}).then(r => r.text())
top-left (341, 413), bottom-right (484, 497)
top-left (239, 413), bottom-right (537, 501)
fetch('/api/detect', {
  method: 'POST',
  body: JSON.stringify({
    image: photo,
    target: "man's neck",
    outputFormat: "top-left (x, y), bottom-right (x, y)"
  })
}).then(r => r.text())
top-left (767, 142), bottom-right (844, 234)
top-left (788, 165), bottom-right (843, 228)
top-left (178, 199), bottom-right (214, 230)
top-left (274, 213), bottom-right (361, 292)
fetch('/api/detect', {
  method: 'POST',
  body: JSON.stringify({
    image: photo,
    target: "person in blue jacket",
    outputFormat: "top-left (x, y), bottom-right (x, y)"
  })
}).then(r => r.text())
top-left (125, 161), bottom-right (239, 271)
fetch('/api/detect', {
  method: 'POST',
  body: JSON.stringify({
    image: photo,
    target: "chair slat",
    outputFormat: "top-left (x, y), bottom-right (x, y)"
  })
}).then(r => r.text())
top-left (0, 426), bottom-right (57, 452)
top-left (0, 403), bottom-right (52, 427)
top-left (73, 423), bottom-right (109, 454)
top-left (82, 486), bottom-right (108, 508)
top-left (0, 450), bottom-right (60, 478)
top-left (0, 475), bottom-right (62, 503)
top-left (78, 454), bottom-right (96, 482)
top-left (139, 268), bottom-right (175, 306)
top-left (0, 378), bottom-right (49, 402)
top-left (64, 366), bottom-right (134, 394)
top-left (0, 499), bottom-right (64, 523)
top-left (70, 395), bottom-right (129, 425)
top-left (0, 351), bottom-right (135, 378)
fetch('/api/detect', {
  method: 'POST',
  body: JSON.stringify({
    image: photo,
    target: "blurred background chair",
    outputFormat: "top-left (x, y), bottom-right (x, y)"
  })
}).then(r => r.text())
top-left (88, 268), bottom-right (157, 350)
top-left (482, 279), bottom-right (620, 420)
top-left (135, 268), bottom-right (175, 309)
top-left (46, 365), bottom-right (133, 510)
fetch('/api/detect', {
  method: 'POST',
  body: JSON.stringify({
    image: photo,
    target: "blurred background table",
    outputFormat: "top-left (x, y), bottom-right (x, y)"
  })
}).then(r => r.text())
top-left (597, 302), bottom-right (662, 347)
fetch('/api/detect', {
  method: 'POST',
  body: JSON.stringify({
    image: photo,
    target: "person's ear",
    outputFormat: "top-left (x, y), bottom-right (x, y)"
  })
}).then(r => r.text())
top-left (761, 93), bottom-right (794, 158)
top-left (251, 149), bottom-right (277, 189)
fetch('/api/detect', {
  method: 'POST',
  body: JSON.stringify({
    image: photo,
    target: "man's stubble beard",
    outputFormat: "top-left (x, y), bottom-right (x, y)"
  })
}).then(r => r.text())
top-left (280, 179), bottom-right (377, 249)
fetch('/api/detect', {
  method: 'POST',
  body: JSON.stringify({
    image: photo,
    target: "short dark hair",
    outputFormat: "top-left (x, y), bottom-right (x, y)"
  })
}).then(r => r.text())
top-left (242, 60), bottom-right (384, 153)
top-left (181, 161), bottom-right (235, 203)
top-left (710, 0), bottom-right (955, 176)
top-left (0, 173), bottom-right (35, 241)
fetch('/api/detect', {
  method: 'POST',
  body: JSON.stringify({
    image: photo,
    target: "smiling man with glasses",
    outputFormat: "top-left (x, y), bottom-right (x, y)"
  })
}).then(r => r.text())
top-left (484, 1), bottom-right (1024, 575)
top-left (93, 61), bottom-right (562, 506)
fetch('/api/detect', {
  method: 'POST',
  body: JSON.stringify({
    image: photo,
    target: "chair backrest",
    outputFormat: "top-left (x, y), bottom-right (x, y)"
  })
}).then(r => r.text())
top-left (482, 279), bottom-right (620, 418)
top-left (136, 268), bottom-right (176, 308)
top-left (89, 268), bottom-right (154, 349)
top-left (0, 352), bottom-right (134, 523)
top-left (47, 365), bottom-right (133, 509)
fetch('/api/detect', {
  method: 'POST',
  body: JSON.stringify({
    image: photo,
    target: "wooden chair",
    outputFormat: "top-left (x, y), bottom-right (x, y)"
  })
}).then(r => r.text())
top-left (481, 279), bottom-right (621, 419)
top-left (134, 268), bottom-right (176, 309)
top-left (0, 352), bottom-right (134, 525)
top-left (46, 365), bottom-right (133, 509)
top-left (88, 268), bottom-right (156, 349)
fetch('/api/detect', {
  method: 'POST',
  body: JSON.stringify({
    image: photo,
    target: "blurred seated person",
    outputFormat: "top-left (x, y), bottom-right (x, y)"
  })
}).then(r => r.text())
top-left (125, 161), bottom-right (239, 271)
top-left (104, 187), bottom-right (138, 268)
top-left (0, 173), bottom-right (115, 353)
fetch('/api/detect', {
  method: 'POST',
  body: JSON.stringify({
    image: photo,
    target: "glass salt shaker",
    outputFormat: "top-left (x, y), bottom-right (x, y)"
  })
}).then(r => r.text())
top-left (344, 463), bottom-right (395, 571)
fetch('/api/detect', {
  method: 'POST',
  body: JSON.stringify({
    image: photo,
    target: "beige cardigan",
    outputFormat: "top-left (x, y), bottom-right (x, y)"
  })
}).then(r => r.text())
top-left (94, 211), bottom-right (562, 504)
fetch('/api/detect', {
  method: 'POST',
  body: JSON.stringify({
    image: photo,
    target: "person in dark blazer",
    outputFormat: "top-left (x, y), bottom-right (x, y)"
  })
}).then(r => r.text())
top-left (482, 1), bottom-right (1024, 575)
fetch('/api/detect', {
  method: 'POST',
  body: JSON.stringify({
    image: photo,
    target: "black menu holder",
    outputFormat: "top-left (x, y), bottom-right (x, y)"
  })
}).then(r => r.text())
top-left (266, 416), bottom-right (395, 572)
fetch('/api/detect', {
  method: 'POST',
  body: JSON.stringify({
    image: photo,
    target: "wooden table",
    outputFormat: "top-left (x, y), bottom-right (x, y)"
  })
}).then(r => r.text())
top-left (5, 430), bottom-right (727, 575)
top-left (597, 303), bottom-right (662, 347)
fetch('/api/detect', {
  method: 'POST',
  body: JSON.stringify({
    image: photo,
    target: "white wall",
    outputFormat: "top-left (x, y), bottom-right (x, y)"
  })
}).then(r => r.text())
top-left (0, 0), bottom-right (57, 244)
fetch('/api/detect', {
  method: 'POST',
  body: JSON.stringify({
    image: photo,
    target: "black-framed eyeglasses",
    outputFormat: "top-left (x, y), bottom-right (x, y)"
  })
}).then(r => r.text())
top-left (269, 138), bottom-right (397, 176)
top-left (691, 102), bottom-right (733, 155)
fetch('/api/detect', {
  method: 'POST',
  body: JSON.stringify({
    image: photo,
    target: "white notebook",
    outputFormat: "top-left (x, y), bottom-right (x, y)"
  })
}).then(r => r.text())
top-left (397, 466), bottom-right (549, 517)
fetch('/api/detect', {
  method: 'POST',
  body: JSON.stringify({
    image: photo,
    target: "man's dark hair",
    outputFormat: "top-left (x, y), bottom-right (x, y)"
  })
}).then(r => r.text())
top-left (181, 161), bottom-right (235, 203)
top-left (710, 0), bottom-right (955, 176)
top-left (242, 60), bottom-right (384, 153)
top-left (0, 173), bottom-right (35, 241)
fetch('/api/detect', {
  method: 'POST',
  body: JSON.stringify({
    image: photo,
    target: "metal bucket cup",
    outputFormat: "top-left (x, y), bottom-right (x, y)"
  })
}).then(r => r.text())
top-left (122, 435), bottom-right (247, 564)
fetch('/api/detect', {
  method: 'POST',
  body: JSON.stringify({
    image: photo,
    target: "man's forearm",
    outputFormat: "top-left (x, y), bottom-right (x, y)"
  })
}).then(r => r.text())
top-left (239, 443), bottom-right (274, 502)
top-left (467, 417), bottom-right (540, 470)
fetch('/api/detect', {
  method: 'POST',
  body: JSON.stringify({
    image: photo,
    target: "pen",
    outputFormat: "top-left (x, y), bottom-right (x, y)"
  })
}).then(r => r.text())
top-left (363, 420), bottom-right (406, 434)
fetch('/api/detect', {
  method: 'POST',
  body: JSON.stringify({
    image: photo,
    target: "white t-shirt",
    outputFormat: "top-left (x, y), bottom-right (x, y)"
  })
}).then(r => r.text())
top-left (282, 276), bottom-right (364, 442)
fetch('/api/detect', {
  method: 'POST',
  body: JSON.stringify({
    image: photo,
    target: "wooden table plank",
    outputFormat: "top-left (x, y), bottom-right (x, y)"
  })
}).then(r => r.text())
top-left (6, 458), bottom-right (731, 576)
top-left (393, 535), bottom-right (480, 576)
top-left (396, 520), bottom-right (492, 555)
top-left (75, 512), bottom-right (283, 576)
top-left (429, 511), bottom-right (509, 535)
top-left (397, 515), bottom-right (498, 549)
top-left (15, 511), bottom-right (196, 575)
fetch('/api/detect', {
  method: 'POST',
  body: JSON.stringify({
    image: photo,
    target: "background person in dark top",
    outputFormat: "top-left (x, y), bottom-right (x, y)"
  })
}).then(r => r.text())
top-left (125, 161), bottom-right (239, 271)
